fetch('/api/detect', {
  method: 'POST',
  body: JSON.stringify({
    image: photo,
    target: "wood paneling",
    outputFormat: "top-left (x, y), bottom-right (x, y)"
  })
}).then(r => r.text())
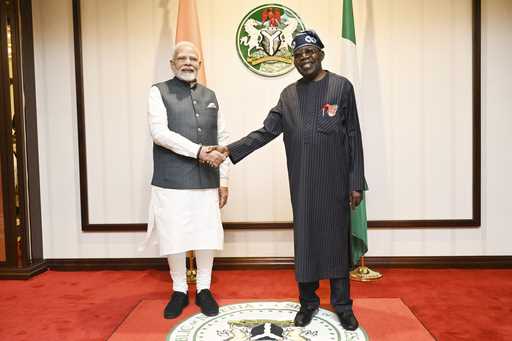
top-left (46, 255), bottom-right (512, 271)
top-left (0, 0), bottom-right (43, 269)
top-left (0, 156), bottom-right (4, 262)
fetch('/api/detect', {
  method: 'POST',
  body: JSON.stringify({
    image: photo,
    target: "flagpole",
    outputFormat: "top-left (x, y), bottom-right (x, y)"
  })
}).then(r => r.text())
top-left (186, 251), bottom-right (197, 283)
top-left (341, 0), bottom-right (382, 283)
top-left (350, 256), bottom-right (382, 281)
top-left (176, 0), bottom-right (207, 283)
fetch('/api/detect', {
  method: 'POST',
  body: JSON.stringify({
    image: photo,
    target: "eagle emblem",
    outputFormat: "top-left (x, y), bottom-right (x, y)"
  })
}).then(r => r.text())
top-left (236, 5), bottom-right (305, 77)
top-left (217, 320), bottom-right (316, 341)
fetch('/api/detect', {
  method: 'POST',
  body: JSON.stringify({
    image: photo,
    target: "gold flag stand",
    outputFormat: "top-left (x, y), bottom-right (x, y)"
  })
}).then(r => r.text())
top-left (186, 251), bottom-right (197, 283)
top-left (350, 256), bottom-right (383, 282)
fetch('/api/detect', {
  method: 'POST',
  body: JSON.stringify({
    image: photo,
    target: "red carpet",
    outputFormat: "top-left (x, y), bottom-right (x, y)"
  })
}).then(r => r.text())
top-left (109, 298), bottom-right (434, 341)
top-left (0, 269), bottom-right (511, 340)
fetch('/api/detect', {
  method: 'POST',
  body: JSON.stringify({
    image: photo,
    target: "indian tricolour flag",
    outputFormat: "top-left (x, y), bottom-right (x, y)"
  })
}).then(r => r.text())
top-left (176, 0), bottom-right (207, 85)
top-left (341, 0), bottom-right (368, 266)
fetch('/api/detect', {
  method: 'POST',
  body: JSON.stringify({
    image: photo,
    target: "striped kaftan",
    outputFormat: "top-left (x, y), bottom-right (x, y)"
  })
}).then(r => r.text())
top-left (228, 72), bottom-right (366, 282)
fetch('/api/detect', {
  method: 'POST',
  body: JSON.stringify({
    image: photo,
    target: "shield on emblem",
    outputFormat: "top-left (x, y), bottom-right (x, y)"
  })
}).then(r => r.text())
top-left (250, 323), bottom-right (284, 340)
top-left (260, 29), bottom-right (283, 56)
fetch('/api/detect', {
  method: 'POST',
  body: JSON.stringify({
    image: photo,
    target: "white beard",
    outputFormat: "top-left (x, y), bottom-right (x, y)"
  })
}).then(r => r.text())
top-left (176, 70), bottom-right (197, 82)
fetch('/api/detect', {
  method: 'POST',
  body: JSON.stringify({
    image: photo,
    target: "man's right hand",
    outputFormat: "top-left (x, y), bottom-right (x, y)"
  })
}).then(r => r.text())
top-left (198, 146), bottom-right (226, 167)
top-left (208, 145), bottom-right (230, 157)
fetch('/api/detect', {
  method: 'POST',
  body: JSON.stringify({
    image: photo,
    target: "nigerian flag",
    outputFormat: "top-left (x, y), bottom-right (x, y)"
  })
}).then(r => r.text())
top-left (341, 0), bottom-right (368, 266)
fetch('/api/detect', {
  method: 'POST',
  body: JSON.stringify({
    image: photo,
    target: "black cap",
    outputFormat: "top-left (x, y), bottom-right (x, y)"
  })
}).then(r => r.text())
top-left (291, 30), bottom-right (324, 53)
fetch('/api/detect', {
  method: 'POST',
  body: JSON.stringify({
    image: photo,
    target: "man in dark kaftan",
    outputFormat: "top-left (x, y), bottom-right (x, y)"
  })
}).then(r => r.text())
top-left (216, 30), bottom-right (366, 331)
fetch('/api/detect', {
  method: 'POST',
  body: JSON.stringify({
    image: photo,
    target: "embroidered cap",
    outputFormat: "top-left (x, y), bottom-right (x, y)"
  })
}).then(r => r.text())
top-left (291, 30), bottom-right (325, 53)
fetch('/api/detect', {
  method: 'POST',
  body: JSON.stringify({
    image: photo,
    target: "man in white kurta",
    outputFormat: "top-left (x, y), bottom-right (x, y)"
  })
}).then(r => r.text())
top-left (147, 41), bottom-right (229, 319)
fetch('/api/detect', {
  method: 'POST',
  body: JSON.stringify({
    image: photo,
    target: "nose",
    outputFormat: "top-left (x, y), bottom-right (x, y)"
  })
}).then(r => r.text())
top-left (294, 50), bottom-right (311, 61)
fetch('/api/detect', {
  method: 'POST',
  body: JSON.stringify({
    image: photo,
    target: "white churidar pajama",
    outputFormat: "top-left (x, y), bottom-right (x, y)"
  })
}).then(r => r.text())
top-left (167, 250), bottom-right (214, 293)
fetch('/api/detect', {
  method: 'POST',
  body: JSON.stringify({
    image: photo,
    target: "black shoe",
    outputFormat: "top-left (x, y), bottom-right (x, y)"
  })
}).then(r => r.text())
top-left (195, 289), bottom-right (219, 316)
top-left (337, 311), bottom-right (359, 331)
top-left (294, 306), bottom-right (319, 327)
top-left (163, 291), bottom-right (189, 319)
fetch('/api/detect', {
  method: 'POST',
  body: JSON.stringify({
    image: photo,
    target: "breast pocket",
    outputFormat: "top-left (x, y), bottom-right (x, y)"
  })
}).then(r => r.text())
top-left (198, 101), bottom-right (218, 121)
top-left (200, 100), bottom-right (218, 112)
top-left (317, 113), bottom-right (339, 134)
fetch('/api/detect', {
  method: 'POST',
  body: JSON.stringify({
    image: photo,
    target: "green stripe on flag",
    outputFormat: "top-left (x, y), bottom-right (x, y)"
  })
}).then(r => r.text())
top-left (351, 189), bottom-right (368, 266)
top-left (342, 0), bottom-right (356, 44)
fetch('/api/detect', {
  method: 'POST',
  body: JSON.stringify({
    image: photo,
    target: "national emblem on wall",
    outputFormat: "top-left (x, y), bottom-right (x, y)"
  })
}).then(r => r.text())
top-left (236, 4), bottom-right (306, 77)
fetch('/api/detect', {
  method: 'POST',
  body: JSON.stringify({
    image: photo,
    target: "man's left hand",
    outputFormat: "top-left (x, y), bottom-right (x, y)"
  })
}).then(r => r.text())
top-left (219, 187), bottom-right (229, 208)
top-left (208, 145), bottom-right (230, 158)
top-left (349, 191), bottom-right (362, 209)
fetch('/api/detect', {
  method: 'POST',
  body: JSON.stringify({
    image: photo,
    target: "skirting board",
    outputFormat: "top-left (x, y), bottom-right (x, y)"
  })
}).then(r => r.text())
top-left (0, 260), bottom-right (49, 279)
top-left (2, 256), bottom-right (510, 278)
top-left (45, 256), bottom-right (512, 271)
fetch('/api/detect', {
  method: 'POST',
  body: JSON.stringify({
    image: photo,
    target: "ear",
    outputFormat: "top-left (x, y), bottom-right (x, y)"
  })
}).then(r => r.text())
top-left (319, 50), bottom-right (325, 61)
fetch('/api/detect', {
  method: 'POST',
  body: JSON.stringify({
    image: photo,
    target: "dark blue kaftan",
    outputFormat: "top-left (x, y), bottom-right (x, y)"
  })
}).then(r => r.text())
top-left (228, 72), bottom-right (366, 282)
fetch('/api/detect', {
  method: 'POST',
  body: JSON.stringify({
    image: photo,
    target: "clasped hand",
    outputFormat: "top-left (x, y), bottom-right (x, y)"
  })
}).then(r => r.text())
top-left (349, 191), bottom-right (362, 209)
top-left (198, 145), bottom-right (229, 168)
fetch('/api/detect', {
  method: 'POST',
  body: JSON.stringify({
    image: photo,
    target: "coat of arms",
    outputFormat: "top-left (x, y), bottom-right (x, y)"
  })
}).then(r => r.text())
top-left (167, 301), bottom-right (368, 341)
top-left (236, 5), bottom-right (306, 77)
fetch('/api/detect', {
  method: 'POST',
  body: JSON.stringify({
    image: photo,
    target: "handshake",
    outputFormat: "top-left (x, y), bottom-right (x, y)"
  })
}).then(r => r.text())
top-left (198, 145), bottom-right (229, 168)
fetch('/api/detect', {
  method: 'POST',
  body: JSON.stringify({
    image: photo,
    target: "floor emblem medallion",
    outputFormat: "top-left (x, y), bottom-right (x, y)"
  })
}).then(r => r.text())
top-left (167, 301), bottom-right (369, 340)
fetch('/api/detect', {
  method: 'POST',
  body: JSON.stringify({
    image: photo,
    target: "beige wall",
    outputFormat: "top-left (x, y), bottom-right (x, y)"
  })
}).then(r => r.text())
top-left (79, 0), bottom-right (474, 224)
top-left (33, 0), bottom-right (512, 258)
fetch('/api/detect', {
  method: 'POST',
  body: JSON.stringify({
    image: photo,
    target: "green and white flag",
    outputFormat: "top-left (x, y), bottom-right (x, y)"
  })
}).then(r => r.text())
top-left (341, 0), bottom-right (368, 266)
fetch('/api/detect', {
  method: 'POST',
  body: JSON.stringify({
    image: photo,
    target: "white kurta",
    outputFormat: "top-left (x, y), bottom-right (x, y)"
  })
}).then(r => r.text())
top-left (144, 85), bottom-right (230, 256)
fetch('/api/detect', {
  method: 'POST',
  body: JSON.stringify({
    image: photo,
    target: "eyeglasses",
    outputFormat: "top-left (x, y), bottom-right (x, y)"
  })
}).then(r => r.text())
top-left (293, 47), bottom-right (320, 59)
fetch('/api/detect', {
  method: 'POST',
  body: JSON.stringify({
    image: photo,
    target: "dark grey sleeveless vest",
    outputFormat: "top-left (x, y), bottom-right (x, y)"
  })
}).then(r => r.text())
top-left (151, 78), bottom-right (219, 189)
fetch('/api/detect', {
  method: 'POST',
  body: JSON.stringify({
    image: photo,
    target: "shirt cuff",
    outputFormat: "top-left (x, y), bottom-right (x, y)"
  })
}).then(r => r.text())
top-left (220, 178), bottom-right (229, 187)
top-left (196, 145), bottom-right (203, 159)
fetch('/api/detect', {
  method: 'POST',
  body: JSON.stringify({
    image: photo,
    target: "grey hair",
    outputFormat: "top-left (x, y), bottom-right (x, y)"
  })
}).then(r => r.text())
top-left (171, 41), bottom-right (200, 60)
